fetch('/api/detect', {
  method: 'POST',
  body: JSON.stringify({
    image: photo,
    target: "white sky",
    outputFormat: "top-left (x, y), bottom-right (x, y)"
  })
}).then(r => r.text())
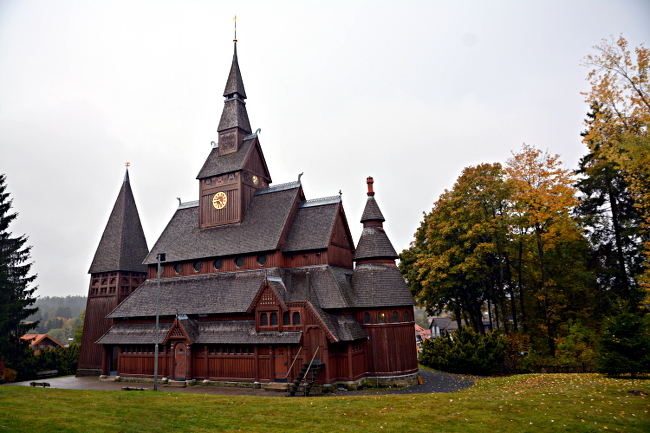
top-left (1, 0), bottom-right (648, 298)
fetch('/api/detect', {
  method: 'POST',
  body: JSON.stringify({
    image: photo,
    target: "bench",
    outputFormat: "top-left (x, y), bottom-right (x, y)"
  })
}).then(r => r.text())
top-left (36, 370), bottom-right (58, 378)
top-left (121, 387), bottom-right (147, 391)
top-left (30, 382), bottom-right (50, 388)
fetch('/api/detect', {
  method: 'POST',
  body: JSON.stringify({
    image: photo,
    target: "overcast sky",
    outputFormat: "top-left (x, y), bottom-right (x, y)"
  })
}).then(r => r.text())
top-left (1, 0), bottom-right (648, 298)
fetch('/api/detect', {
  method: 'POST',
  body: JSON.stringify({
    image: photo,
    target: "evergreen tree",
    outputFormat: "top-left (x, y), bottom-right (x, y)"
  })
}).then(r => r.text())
top-left (597, 310), bottom-right (650, 378)
top-left (0, 174), bottom-right (38, 366)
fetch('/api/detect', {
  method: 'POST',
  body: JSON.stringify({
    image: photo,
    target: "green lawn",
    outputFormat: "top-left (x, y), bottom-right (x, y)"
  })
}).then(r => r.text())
top-left (1, 373), bottom-right (648, 432)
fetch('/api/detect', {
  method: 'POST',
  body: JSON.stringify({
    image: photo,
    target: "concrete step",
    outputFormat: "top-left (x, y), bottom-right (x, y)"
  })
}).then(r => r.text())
top-left (165, 380), bottom-right (187, 388)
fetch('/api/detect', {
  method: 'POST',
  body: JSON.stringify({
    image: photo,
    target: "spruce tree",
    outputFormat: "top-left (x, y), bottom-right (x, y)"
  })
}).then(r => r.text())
top-left (0, 174), bottom-right (38, 365)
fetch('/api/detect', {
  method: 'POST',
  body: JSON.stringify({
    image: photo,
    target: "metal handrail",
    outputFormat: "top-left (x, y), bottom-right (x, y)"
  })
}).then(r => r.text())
top-left (284, 346), bottom-right (303, 381)
top-left (301, 346), bottom-right (321, 396)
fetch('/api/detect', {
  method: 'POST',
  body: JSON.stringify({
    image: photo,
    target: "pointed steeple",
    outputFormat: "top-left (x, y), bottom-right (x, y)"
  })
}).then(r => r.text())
top-left (354, 177), bottom-right (398, 263)
top-left (88, 168), bottom-right (149, 274)
top-left (217, 42), bottom-right (252, 155)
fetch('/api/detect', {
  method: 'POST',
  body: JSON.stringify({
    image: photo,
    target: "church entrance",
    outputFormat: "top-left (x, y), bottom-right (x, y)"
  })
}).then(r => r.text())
top-left (274, 347), bottom-right (288, 382)
top-left (174, 343), bottom-right (187, 380)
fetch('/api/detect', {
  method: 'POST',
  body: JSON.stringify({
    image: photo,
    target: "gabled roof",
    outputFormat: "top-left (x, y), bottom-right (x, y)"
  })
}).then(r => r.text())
top-left (107, 269), bottom-right (270, 318)
top-left (96, 321), bottom-right (302, 345)
top-left (282, 199), bottom-right (341, 252)
top-left (88, 171), bottom-right (149, 274)
top-left (196, 137), bottom-right (269, 180)
top-left (143, 184), bottom-right (301, 264)
top-left (21, 334), bottom-right (65, 348)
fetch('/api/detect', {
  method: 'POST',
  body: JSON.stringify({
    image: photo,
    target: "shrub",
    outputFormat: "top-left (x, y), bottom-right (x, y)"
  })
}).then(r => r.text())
top-left (596, 312), bottom-right (650, 378)
top-left (418, 326), bottom-right (508, 376)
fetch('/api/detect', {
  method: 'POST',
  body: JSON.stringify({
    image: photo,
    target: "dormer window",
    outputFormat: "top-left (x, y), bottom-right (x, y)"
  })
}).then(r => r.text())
top-left (283, 311), bottom-right (290, 325)
top-left (260, 313), bottom-right (268, 326)
top-left (270, 312), bottom-right (278, 326)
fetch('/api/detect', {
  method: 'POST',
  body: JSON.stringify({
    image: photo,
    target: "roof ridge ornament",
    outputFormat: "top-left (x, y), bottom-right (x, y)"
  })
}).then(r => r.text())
top-left (124, 162), bottom-right (130, 183)
top-left (233, 15), bottom-right (237, 43)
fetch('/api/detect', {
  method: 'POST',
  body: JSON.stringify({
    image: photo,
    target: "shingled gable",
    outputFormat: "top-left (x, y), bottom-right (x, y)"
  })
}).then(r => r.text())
top-left (88, 168), bottom-right (148, 274)
top-left (196, 136), bottom-right (271, 181)
top-left (246, 276), bottom-right (289, 314)
top-left (282, 197), bottom-right (354, 253)
top-left (162, 316), bottom-right (199, 345)
top-left (143, 183), bottom-right (302, 265)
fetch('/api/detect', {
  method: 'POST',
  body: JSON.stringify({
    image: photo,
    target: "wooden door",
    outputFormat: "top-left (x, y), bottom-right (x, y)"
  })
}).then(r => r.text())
top-left (174, 343), bottom-right (187, 380)
top-left (274, 347), bottom-right (288, 382)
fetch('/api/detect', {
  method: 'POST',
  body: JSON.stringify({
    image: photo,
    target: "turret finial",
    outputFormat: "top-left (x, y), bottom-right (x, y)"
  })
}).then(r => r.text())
top-left (124, 162), bottom-right (131, 182)
top-left (233, 15), bottom-right (237, 43)
top-left (366, 176), bottom-right (375, 196)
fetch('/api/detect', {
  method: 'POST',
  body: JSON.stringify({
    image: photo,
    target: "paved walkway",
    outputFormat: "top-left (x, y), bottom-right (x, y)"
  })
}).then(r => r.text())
top-left (8, 369), bottom-right (474, 397)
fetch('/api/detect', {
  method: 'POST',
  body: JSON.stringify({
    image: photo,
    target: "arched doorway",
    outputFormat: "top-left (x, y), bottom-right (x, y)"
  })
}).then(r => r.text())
top-left (174, 343), bottom-right (187, 381)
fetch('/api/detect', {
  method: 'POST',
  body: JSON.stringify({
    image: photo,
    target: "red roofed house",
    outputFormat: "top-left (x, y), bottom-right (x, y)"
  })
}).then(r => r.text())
top-left (21, 334), bottom-right (65, 355)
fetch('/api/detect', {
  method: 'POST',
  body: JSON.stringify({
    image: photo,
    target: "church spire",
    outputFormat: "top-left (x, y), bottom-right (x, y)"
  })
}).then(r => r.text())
top-left (88, 168), bottom-right (149, 274)
top-left (217, 34), bottom-right (252, 154)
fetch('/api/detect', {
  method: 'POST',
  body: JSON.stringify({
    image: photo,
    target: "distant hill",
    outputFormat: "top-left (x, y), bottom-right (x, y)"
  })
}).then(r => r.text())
top-left (26, 295), bottom-right (87, 336)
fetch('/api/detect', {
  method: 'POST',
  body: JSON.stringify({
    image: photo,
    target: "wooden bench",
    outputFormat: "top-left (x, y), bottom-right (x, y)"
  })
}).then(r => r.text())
top-left (121, 387), bottom-right (147, 391)
top-left (30, 382), bottom-right (50, 388)
top-left (36, 370), bottom-right (58, 378)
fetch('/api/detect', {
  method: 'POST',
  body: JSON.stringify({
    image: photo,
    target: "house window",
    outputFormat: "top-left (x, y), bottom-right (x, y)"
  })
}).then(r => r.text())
top-left (283, 311), bottom-right (290, 325)
top-left (292, 311), bottom-right (301, 325)
top-left (404, 311), bottom-right (410, 322)
top-left (392, 311), bottom-right (399, 323)
top-left (363, 312), bottom-right (371, 324)
top-left (270, 312), bottom-right (278, 326)
top-left (378, 312), bottom-right (386, 324)
top-left (257, 254), bottom-right (267, 266)
top-left (260, 313), bottom-right (268, 326)
top-left (235, 256), bottom-right (244, 268)
top-left (174, 263), bottom-right (182, 274)
top-left (193, 261), bottom-right (202, 272)
top-left (213, 259), bottom-right (223, 270)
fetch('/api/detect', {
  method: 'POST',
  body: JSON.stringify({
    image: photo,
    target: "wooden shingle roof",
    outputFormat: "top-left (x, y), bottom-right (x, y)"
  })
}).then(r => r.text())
top-left (350, 263), bottom-right (416, 308)
top-left (196, 137), bottom-right (258, 179)
top-left (282, 200), bottom-right (340, 252)
top-left (353, 226), bottom-right (398, 261)
top-left (88, 173), bottom-right (148, 274)
top-left (143, 184), bottom-right (301, 264)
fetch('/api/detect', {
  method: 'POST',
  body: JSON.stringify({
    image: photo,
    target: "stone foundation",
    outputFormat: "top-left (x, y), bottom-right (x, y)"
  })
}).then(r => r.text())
top-left (76, 368), bottom-right (101, 377)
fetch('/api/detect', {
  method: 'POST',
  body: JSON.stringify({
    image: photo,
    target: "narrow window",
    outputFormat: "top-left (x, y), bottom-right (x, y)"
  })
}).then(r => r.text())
top-left (392, 311), bottom-right (399, 323)
top-left (404, 311), bottom-right (410, 322)
top-left (283, 311), bottom-right (291, 325)
top-left (378, 312), bottom-right (386, 324)
top-left (260, 313), bottom-right (268, 326)
top-left (293, 311), bottom-right (301, 325)
top-left (270, 312), bottom-right (278, 326)
top-left (363, 312), bottom-right (371, 324)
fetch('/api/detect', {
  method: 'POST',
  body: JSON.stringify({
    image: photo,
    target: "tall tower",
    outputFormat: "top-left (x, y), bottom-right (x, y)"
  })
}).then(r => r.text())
top-left (77, 166), bottom-right (149, 376)
top-left (196, 40), bottom-right (271, 229)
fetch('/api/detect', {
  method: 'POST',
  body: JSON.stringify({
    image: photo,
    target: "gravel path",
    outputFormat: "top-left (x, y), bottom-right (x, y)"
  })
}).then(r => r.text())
top-left (340, 369), bottom-right (474, 396)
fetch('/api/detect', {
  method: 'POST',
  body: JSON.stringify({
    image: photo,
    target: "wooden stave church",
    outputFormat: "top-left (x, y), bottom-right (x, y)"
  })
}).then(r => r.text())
top-left (77, 41), bottom-right (418, 387)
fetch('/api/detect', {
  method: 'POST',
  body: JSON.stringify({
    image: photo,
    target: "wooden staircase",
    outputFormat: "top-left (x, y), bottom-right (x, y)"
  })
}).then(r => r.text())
top-left (288, 360), bottom-right (324, 397)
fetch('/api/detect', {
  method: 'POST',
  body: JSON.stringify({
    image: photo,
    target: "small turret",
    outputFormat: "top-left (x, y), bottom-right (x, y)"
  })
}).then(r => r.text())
top-left (353, 177), bottom-right (398, 264)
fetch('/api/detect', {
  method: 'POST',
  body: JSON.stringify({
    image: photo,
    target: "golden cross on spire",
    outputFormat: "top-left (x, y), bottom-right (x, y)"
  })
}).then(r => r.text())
top-left (233, 15), bottom-right (237, 43)
top-left (125, 162), bottom-right (130, 167)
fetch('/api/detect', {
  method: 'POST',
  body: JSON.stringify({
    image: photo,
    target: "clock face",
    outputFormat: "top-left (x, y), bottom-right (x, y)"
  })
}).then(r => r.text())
top-left (212, 192), bottom-right (227, 209)
top-left (252, 175), bottom-right (259, 185)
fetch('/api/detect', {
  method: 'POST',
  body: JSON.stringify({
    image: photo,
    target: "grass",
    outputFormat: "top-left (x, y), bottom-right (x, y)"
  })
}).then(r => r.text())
top-left (1, 373), bottom-right (648, 432)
